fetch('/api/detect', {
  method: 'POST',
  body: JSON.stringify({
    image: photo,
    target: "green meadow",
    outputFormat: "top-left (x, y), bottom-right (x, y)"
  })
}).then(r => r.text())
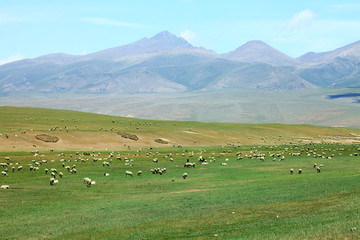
top-left (0, 107), bottom-right (359, 239)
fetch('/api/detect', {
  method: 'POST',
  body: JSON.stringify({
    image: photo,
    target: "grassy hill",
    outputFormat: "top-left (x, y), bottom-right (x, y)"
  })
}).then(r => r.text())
top-left (1, 106), bottom-right (360, 152)
top-left (1, 107), bottom-right (360, 239)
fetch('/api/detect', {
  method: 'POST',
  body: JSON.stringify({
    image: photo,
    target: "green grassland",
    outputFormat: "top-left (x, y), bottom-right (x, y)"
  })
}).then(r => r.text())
top-left (0, 107), bottom-right (360, 239)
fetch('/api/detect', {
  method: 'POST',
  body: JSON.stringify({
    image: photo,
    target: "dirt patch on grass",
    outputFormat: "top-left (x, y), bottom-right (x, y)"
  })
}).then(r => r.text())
top-left (183, 131), bottom-right (199, 134)
top-left (155, 138), bottom-right (168, 144)
top-left (168, 189), bottom-right (210, 194)
top-left (35, 134), bottom-right (59, 143)
top-left (117, 132), bottom-right (138, 141)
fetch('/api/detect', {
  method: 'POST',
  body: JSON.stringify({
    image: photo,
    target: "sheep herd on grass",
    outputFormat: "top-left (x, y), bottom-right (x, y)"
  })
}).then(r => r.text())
top-left (1, 144), bottom-right (360, 190)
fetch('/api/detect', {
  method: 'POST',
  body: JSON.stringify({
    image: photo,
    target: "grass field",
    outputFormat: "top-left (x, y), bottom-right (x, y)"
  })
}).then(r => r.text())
top-left (0, 107), bottom-right (360, 239)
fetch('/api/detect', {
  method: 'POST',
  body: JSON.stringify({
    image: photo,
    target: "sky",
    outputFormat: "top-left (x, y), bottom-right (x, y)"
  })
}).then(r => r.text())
top-left (1, 0), bottom-right (360, 65)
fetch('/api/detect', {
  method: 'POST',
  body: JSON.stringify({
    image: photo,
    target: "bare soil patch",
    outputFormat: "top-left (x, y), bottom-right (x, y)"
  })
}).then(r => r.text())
top-left (167, 189), bottom-right (210, 194)
top-left (35, 134), bottom-right (59, 143)
top-left (117, 132), bottom-right (138, 141)
top-left (155, 138), bottom-right (168, 144)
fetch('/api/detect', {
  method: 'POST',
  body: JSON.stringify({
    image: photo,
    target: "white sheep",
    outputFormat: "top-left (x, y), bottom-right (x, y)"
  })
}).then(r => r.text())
top-left (50, 178), bottom-right (58, 185)
top-left (104, 173), bottom-right (110, 177)
top-left (83, 177), bottom-right (92, 187)
top-left (1, 185), bottom-right (10, 189)
top-left (137, 171), bottom-right (142, 176)
top-left (125, 171), bottom-right (133, 177)
top-left (183, 173), bottom-right (188, 179)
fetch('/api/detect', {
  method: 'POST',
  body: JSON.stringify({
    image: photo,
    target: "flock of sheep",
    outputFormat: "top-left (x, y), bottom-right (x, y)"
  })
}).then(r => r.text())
top-left (1, 144), bottom-right (360, 190)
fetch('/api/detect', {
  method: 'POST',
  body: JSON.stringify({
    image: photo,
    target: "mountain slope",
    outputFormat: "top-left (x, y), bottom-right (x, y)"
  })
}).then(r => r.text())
top-left (87, 31), bottom-right (212, 60)
top-left (222, 40), bottom-right (299, 66)
top-left (298, 40), bottom-right (360, 63)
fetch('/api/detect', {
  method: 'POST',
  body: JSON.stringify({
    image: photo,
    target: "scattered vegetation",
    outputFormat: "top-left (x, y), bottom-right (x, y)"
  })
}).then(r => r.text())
top-left (35, 134), bottom-right (59, 142)
top-left (155, 138), bottom-right (168, 144)
top-left (117, 132), bottom-right (139, 141)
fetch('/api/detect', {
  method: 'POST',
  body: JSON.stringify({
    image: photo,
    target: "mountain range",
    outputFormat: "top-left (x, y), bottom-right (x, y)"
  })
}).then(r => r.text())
top-left (1, 31), bottom-right (360, 94)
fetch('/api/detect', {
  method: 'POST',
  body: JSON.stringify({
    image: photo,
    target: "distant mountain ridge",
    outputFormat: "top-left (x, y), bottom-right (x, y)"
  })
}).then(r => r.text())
top-left (222, 40), bottom-right (300, 66)
top-left (297, 40), bottom-right (360, 63)
top-left (0, 31), bottom-right (359, 94)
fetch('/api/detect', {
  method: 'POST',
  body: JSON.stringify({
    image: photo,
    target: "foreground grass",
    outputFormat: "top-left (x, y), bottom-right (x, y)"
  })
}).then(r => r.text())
top-left (1, 144), bottom-right (359, 239)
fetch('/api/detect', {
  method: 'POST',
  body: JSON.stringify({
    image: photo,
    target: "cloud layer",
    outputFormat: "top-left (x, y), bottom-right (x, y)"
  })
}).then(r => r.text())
top-left (0, 53), bottom-right (25, 65)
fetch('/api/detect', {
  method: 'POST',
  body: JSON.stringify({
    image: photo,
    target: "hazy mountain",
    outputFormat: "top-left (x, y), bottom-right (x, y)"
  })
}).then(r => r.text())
top-left (1, 31), bottom-right (359, 94)
top-left (222, 40), bottom-right (299, 66)
top-left (207, 63), bottom-right (316, 90)
top-left (296, 41), bottom-right (360, 88)
top-left (298, 40), bottom-right (360, 63)
top-left (87, 31), bottom-right (213, 60)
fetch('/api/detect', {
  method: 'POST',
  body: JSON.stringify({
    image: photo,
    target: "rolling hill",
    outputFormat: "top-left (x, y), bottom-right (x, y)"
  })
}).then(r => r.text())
top-left (1, 106), bottom-right (360, 152)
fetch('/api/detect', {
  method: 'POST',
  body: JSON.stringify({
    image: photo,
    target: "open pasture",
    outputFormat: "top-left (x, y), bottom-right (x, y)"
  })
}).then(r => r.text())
top-left (1, 144), bottom-right (360, 239)
top-left (0, 107), bottom-right (360, 239)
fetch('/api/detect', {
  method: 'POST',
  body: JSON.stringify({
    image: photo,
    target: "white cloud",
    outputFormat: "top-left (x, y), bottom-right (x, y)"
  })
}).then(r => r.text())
top-left (287, 9), bottom-right (316, 31)
top-left (0, 53), bottom-right (25, 65)
top-left (82, 17), bottom-right (151, 29)
top-left (0, 13), bottom-right (23, 24)
top-left (180, 29), bottom-right (196, 43)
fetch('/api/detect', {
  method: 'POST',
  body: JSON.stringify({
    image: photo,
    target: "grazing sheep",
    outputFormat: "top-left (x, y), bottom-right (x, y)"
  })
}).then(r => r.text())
top-left (104, 173), bottom-right (110, 177)
top-left (17, 166), bottom-right (22, 171)
top-left (1, 185), bottom-right (10, 189)
top-left (184, 162), bottom-right (196, 168)
top-left (153, 158), bottom-right (158, 163)
top-left (298, 169), bottom-right (302, 174)
top-left (1, 171), bottom-right (8, 176)
top-left (125, 171), bottom-right (133, 177)
top-left (72, 168), bottom-right (77, 174)
top-left (51, 172), bottom-right (56, 178)
top-left (137, 171), bottom-right (142, 176)
top-left (29, 166), bottom-right (34, 171)
top-left (65, 166), bottom-right (71, 171)
top-left (316, 167), bottom-right (321, 173)
top-left (45, 168), bottom-right (49, 174)
top-left (83, 177), bottom-right (92, 187)
top-left (313, 163), bottom-right (317, 168)
top-left (221, 163), bottom-right (227, 166)
top-left (183, 173), bottom-right (188, 179)
top-left (59, 172), bottom-right (63, 178)
top-left (50, 177), bottom-right (56, 185)
top-left (12, 167), bottom-right (15, 172)
top-left (290, 168), bottom-right (294, 174)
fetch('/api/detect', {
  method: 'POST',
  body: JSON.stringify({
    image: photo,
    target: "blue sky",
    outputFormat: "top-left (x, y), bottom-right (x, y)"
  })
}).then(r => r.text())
top-left (1, 0), bottom-right (360, 64)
